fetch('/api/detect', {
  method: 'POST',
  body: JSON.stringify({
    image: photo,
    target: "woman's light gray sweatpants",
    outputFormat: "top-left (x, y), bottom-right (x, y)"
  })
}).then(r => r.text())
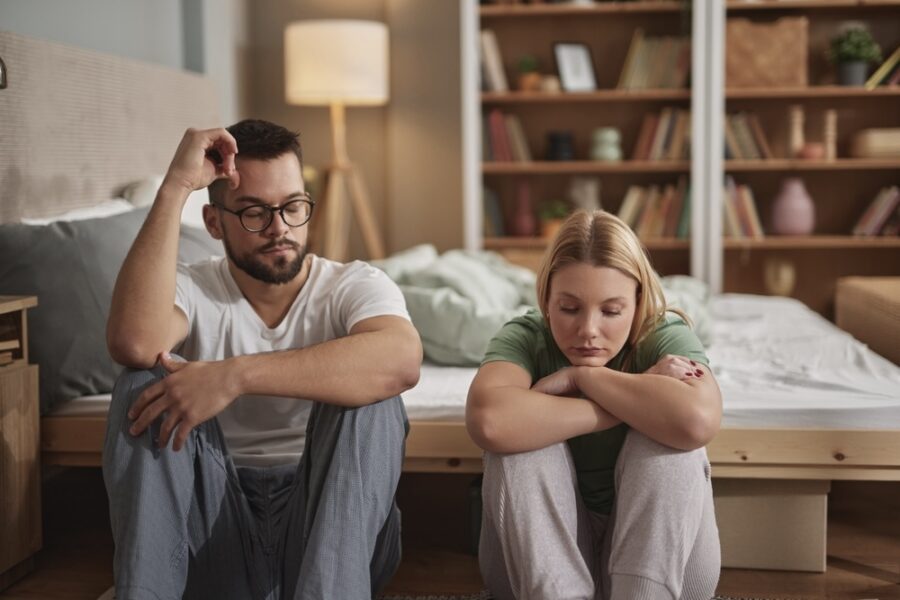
top-left (102, 363), bottom-right (408, 600)
top-left (479, 429), bottom-right (720, 600)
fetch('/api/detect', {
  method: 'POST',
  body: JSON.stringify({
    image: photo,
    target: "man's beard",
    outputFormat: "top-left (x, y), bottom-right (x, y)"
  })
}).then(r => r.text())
top-left (223, 235), bottom-right (306, 285)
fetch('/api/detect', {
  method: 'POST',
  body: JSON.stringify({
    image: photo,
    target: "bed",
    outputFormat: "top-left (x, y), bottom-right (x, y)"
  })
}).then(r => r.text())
top-left (3, 31), bottom-right (900, 575)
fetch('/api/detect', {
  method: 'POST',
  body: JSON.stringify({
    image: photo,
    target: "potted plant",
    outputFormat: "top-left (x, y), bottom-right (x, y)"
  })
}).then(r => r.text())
top-left (516, 55), bottom-right (542, 93)
top-left (827, 26), bottom-right (882, 86)
top-left (538, 200), bottom-right (569, 239)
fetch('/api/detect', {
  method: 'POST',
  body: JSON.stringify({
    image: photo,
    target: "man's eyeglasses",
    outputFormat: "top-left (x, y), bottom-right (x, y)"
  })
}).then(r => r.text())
top-left (213, 194), bottom-right (315, 232)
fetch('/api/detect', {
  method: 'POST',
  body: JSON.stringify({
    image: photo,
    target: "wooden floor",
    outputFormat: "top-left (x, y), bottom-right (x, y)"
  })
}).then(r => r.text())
top-left (1, 469), bottom-right (898, 599)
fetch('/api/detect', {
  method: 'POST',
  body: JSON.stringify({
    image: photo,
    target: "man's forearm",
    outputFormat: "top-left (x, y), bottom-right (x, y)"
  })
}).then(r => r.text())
top-left (230, 324), bottom-right (422, 407)
top-left (107, 183), bottom-right (187, 365)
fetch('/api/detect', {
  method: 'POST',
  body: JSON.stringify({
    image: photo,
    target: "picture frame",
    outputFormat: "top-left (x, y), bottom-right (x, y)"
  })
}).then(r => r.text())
top-left (554, 42), bottom-right (597, 92)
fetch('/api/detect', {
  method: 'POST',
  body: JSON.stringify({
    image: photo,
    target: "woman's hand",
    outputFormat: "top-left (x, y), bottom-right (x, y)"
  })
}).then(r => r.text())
top-left (644, 354), bottom-right (704, 381)
top-left (531, 367), bottom-right (581, 397)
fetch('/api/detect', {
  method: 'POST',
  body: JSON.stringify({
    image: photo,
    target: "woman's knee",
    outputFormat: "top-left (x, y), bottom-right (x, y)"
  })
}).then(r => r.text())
top-left (616, 429), bottom-right (710, 484)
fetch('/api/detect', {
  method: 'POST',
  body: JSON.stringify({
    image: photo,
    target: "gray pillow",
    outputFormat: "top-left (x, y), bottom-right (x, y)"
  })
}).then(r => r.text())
top-left (0, 208), bottom-right (222, 414)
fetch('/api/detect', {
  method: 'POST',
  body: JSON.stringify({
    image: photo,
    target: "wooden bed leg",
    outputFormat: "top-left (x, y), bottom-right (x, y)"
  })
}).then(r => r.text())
top-left (713, 478), bottom-right (830, 573)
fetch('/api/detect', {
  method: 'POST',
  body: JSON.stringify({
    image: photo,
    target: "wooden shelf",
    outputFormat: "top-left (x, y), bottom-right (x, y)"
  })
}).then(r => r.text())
top-left (484, 236), bottom-right (689, 251)
top-left (483, 161), bottom-right (690, 174)
top-left (726, 86), bottom-right (900, 99)
top-left (480, 2), bottom-right (685, 17)
top-left (482, 89), bottom-right (691, 103)
top-left (725, 159), bottom-right (900, 172)
top-left (723, 236), bottom-right (900, 249)
top-left (726, 0), bottom-right (900, 11)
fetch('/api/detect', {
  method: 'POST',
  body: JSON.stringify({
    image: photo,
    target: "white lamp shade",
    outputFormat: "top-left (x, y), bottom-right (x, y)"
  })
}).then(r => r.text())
top-left (285, 20), bottom-right (389, 106)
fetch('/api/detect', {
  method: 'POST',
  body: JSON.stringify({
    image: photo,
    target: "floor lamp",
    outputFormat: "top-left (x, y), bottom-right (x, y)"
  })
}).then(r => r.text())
top-left (285, 20), bottom-right (388, 261)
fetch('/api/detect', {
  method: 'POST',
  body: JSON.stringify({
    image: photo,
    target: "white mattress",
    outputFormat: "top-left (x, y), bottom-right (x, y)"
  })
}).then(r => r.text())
top-left (53, 295), bottom-right (900, 430)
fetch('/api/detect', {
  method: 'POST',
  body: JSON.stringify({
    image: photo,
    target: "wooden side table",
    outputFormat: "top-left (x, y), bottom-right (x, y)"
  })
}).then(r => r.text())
top-left (0, 295), bottom-right (40, 591)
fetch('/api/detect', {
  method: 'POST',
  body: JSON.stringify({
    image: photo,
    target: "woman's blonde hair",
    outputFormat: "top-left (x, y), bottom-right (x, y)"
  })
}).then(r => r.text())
top-left (536, 209), bottom-right (688, 358)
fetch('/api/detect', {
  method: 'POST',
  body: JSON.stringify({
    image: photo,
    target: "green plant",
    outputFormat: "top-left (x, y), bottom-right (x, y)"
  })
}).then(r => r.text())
top-left (538, 200), bottom-right (569, 221)
top-left (827, 28), bottom-right (882, 64)
top-left (517, 55), bottom-right (539, 74)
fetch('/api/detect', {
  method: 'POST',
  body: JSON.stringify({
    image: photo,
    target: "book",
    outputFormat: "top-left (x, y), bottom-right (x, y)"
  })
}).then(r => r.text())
top-left (618, 186), bottom-right (645, 229)
top-left (481, 115), bottom-right (493, 161)
top-left (866, 187), bottom-right (900, 235)
top-left (504, 114), bottom-right (532, 162)
top-left (488, 110), bottom-right (512, 162)
top-left (666, 110), bottom-right (689, 160)
top-left (747, 114), bottom-right (774, 160)
top-left (480, 29), bottom-right (508, 92)
top-left (649, 108), bottom-right (674, 160)
top-left (722, 177), bottom-right (742, 238)
top-left (618, 28), bottom-right (645, 89)
top-left (632, 113), bottom-right (658, 161)
top-left (733, 113), bottom-right (761, 160)
top-left (652, 184), bottom-right (675, 238)
top-left (740, 186), bottom-right (765, 238)
top-left (636, 186), bottom-right (660, 238)
top-left (676, 184), bottom-right (691, 239)
top-left (663, 177), bottom-right (687, 237)
top-left (723, 117), bottom-right (744, 160)
top-left (864, 46), bottom-right (900, 90)
top-left (0, 339), bottom-right (20, 352)
top-left (482, 187), bottom-right (505, 237)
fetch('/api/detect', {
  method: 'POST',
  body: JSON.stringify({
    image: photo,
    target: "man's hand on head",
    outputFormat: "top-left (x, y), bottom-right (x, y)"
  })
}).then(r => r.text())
top-left (160, 127), bottom-right (241, 201)
top-left (127, 352), bottom-right (242, 451)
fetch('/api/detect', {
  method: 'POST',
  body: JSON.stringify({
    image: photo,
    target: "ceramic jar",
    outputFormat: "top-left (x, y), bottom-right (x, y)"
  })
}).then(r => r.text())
top-left (771, 178), bottom-right (815, 235)
top-left (591, 127), bottom-right (622, 161)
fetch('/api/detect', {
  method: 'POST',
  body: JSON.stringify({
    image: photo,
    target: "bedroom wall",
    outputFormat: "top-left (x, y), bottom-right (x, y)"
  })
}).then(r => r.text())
top-left (244, 0), bottom-right (466, 258)
top-left (0, 0), bottom-right (249, 124)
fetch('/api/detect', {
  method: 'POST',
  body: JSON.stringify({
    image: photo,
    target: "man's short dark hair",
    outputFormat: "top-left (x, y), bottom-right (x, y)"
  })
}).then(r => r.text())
top-left (208, 119), bottom-right (303, 204)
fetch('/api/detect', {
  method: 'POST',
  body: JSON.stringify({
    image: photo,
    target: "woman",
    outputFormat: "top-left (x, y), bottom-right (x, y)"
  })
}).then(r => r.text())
top-left (466, 210), bottom-right (721, 600)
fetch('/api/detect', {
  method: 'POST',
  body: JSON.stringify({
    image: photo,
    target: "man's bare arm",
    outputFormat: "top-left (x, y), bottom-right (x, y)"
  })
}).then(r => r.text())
top-left (128, 315), bottom-right (423, 450)
top-left (107, 128), bottom-right (238, 368)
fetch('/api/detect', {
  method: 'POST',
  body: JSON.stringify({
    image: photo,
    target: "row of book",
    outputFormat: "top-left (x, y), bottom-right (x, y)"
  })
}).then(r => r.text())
top-left (852, 186), bottom-right (900, 236)
top-left (723, 177), bottom-right (764, 239)
top-left (618, 30), bottom-right (690, 90)
top-left (632, 108), bottom-right (690, 161)
top-left (617, 178), bottom-right (691, 239)
top-left (724, 112), bottom-right (773, 160)
top-left (483, 109), bottom-right (532, 162)
top-left (864, 46), bottom-right (900, 90)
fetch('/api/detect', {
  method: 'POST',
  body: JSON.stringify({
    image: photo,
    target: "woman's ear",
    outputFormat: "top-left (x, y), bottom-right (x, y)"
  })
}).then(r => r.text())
top-left (203, 204), bottom-right (224, 240)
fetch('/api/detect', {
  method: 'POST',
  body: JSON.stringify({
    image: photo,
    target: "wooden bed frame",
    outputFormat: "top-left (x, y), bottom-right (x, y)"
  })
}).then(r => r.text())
top-left (6, 30), bottom-right (899, 575)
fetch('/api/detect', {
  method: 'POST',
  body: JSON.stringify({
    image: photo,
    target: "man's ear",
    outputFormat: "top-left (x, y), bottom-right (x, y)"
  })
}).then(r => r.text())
top-left (203, 204), bottom-right (224, 240)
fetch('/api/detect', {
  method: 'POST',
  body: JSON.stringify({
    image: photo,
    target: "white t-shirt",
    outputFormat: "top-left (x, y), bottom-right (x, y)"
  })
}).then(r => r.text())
top-left (174, 255), bottom-right (411, 467)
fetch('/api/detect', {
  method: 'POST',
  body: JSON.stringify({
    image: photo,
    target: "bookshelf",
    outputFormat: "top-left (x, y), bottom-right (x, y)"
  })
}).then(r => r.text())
top-left (474, 0), bottom-right (900, 318)
top-left (479, 0), bottom-right (696, 278)
top-left (720, 0), bottom-right (900, 315)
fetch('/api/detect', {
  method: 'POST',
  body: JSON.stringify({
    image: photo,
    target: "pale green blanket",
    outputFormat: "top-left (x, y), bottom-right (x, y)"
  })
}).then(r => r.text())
top-left (372, 245), bottom-right (710, 366)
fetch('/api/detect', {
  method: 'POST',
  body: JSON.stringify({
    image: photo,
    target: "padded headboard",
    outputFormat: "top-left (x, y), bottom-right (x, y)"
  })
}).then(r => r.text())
top-left (0, 31), bottom-right (221, 223)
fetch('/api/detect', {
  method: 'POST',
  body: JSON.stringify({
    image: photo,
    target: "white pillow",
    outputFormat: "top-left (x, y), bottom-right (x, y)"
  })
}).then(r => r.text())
top-left (19, 199), bottom-right (135, 225)
top-left (122, 176), bottom-right (209, 230)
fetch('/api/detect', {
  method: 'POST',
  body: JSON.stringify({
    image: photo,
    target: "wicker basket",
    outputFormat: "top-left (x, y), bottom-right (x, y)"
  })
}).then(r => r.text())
top-left (726, 17), bottom-right (808, 88)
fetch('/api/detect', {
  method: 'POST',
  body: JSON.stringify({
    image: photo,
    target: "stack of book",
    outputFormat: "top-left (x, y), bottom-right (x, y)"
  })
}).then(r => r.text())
top-left (617, 30), bottom-right (691, 90)
top-left (852, 186), bottom-right (900, 236)
top-left (723, 177), bottom-right (764, 239)
top-left (617, 178), bottom-right (691, 239)
top-left (483, 109), bottom-right (532, 162)
top-left (723, 113), bottom-right (773, 160)
top-left (632, 108), bottom-right (691, 161)
top-left (864, 46), bottom-right (900, 90)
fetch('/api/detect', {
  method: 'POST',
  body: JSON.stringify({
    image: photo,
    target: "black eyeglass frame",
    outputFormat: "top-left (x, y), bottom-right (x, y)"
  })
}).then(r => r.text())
top-left (212, 193), bottom-right (315, 232)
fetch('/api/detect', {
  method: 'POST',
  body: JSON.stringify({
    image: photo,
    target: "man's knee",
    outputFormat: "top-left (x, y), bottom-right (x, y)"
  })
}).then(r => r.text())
top-left (106, 364), bottom-right (167, 433)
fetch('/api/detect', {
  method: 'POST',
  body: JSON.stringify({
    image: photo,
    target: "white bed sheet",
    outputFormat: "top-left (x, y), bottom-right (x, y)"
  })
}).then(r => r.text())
top-left (53, 294), bottom-right (900, 429)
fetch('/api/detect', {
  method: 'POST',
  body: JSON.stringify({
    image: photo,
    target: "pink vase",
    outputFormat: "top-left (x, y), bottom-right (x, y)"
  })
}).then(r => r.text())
top-left (771, 178), bottom-right (815, 235)
top-left (511, 182), bottom-right (537, 237)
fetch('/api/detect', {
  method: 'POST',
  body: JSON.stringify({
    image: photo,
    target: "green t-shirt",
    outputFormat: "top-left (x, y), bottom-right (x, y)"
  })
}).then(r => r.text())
top-left (481, 308), bottom-right (709, 515)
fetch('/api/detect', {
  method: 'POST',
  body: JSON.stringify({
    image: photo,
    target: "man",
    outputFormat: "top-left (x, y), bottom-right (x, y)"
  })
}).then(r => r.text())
top-left (104, 119), bottom-right (422, 600)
